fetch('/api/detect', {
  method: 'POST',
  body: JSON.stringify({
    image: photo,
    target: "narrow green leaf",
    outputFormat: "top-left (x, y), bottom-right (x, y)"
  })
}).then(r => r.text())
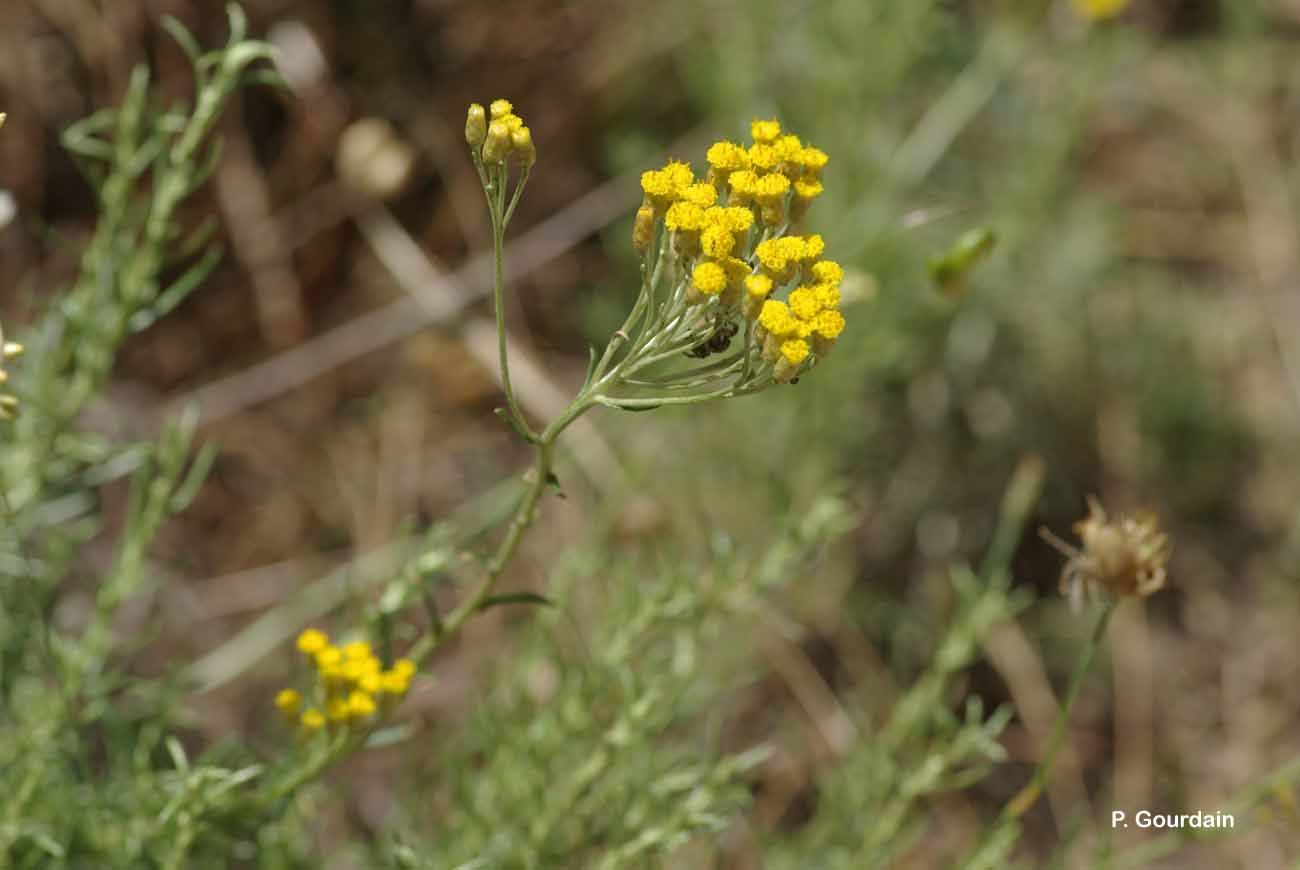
top-left (477, 592), bottom-right (554, 612)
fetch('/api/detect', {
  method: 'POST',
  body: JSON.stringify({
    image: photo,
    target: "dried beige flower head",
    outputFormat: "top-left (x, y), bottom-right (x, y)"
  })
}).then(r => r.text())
top-left (1044, 496), bottom-right (1171, 608)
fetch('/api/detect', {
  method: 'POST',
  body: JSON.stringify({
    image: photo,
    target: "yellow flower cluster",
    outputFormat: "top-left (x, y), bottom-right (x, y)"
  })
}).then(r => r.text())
top-left (277, 628), bottom-right (415, 734)
top-left (0, 320), bottom-right (22, 421)
top-left (636, 118), bottom-right (842, 384)
top-left (466, 98), bottom-right (535, 167)
top-left (1072, 0), bottom-right (1128, 20)
top-left (753, 262), bottom-right (846, 383)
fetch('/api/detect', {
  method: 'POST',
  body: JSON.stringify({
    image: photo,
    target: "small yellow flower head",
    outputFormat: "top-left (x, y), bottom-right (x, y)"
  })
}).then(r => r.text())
top-left (347, 691), bottom-right (377, 719)
top-left (746, 274), bottom-right (773, 299)
top-left (296, 628), bottom-right (329, 655)
top-left (701, 225), bottom-right (735, 259)
top-left (326, 697), bottom-right (350, 723)
top-left (393, 658), bottom-right (416, 677)
top-left (706, 140), bottom-right (750, 190)
top-left (380, 669), bottom-right (412, 696)
top-left (787, 286), bottom-right (822, 321)
top-left (666, 202), bottom-right (706, 257)
top-left (754, 173), bottom-right (791, 223)
top-left (779, 338), bottom-right (810, 366)
top-left (343, 640), bottom-right (372, 661)
top-left (774, 134), bottom-right (803, 162)
top-left (489, 98), bottom-right (514, 120)
top-left (810, 260), bottom-right (844, 285)
top-left (681, 182), bottom-right (718, 208)
top-left (722, 206), bottom-right (754, 234)
top-left (483, 120), bottom-right (512, 164)
top-left (664, 159), bottom-right (694, 191)
top-left (314, 645), bottom-right (343, 669)
top-left (275, 688), bottom-right (301, 717)
top-left (707, 140), bottom-right (750, 173)
top-left (790, 177), bottom-right (825, 221)
top-left (300, 708), bottom-right (326, 732)
top-left (812, 282), bottom-right (842, 310)
top-left (774, 339), bottom-right (810, 383)
top-left (812, 309), bottom-right (846, 355)
top-left (757, 299), bottom-right (795, 339)
top-left (640, 169), bottom-right (676, 213)
top-left (690, 261), bottom-right (729, 301)
top-left (639, 160), bottom-right (693, 211)
top-left (465, 103), bottom-right (487, 149)
top-left (1072, 0), bottom-right (1128, 20)
top-left (755, 238), bottom-right (797, 283)
top-left (319, 660), bottom-right (346, 689)
top-left (751, 118), bottom-right (782, 144)
top-left (748, 143), bottom-right (780, 175)
top-left (741, 273), bottom-right (773, 320)
top-left (797, 146), bottom-right (829, 176)
top-left (727, 169), bottom-right (759, 206)
top-left (632, 203), bottom-right (656, 255)
top-left (341, 658), bottom-right (369, 683)
top-left (800, 234), bottom-right (825, 262)
top-left (793, 177), bottom-right (823, 199)
top-left (511, 126), bottom-right (536, 168)
top-left (719, 256), bottom-right (749, 305)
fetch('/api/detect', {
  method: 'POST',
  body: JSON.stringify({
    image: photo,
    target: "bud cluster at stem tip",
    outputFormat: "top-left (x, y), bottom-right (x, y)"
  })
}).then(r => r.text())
top-left (466, 99), bottom-right (534, 168)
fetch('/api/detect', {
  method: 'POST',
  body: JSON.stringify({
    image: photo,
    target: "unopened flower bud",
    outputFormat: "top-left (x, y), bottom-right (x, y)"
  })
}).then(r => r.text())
top-left (483, 121), bottom-right (511, 164)
top-left (761, 332), bottom-right (783, 363)
top-left (465, 103), bottom-right (487, 149)
top-left (511, 125), bottom-right (536, 168)
top-left (773, 357), bottom-right (801, 383)
top-left (632, 204), bottom-right (655, 256)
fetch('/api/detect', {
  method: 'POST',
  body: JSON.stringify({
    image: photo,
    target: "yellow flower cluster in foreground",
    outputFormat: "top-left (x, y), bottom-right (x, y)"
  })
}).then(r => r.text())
top-left (1072, 0), bottom-right (1128, 21)
top-left (636, 118), bottom-right (843, 383)
top-left (0, 320), bottom-right (23, 421)
top-left (276, 628), bottom-right (414, 734)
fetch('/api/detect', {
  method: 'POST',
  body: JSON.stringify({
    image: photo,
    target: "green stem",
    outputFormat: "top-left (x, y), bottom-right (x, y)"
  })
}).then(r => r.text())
top-left (1002, 600), bottom-right (1116, 821)
top-left (408, 396), bottom-right (592, 664)
top-left (488, 169), bottom-right (536, 442)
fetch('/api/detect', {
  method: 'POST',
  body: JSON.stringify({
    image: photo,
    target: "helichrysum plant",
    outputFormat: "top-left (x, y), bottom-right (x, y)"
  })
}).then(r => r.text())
top-left (372, 102), bottom-right (851, 655)
top-left (6, 13), bottom-right (1274, 866)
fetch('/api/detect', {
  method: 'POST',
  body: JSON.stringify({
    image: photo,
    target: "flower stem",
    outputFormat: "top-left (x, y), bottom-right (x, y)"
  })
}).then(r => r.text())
top-left (489, 171), bottom-right (536, 442)
top-left (1002, 599), bottom-right (1116, 821)
top-left (408, 396), bottom-right (591, 665)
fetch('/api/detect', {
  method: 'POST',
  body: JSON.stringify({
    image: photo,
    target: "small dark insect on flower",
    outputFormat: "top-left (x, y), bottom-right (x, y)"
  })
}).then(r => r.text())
top-left (1041, 496), bottom-right (1171, 610)
top-left (685, 317), bottom-right (739, 359)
